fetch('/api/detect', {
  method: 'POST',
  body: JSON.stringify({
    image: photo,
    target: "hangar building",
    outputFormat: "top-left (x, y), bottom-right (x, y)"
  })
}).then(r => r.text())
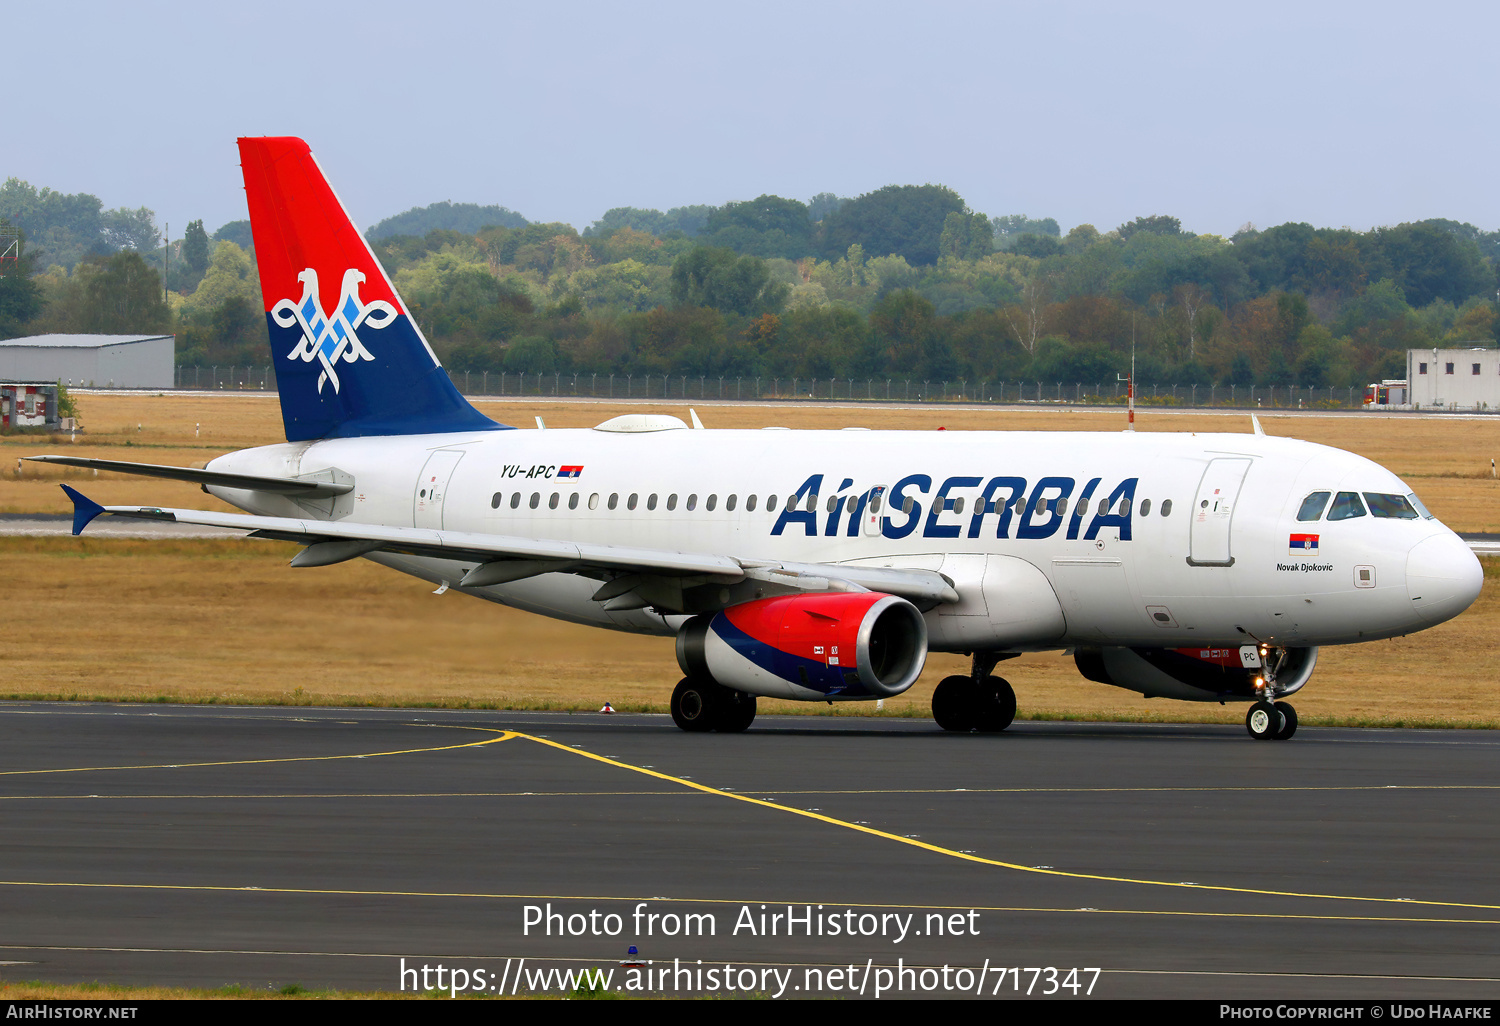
top-left (0, 334), bottom-right (174, 389)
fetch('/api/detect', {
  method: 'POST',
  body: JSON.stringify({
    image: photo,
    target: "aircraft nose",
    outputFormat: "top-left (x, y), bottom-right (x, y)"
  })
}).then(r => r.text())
top-left (1406, 533), bottom-right (1484, 627)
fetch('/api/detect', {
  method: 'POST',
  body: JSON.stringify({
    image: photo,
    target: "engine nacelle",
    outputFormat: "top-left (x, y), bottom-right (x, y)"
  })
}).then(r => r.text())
top-left (1074, 645), bottom-right (1318, 702)
top-left (676, 592), bottom-right (928, 701)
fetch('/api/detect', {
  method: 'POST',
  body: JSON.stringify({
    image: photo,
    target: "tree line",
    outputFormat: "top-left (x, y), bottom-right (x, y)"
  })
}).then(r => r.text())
top-left (4, 173), bottom-right (1500, 392)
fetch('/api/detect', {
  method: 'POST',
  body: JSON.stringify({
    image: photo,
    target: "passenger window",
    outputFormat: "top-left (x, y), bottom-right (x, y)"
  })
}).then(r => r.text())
top-left (667, 493), bottom-right (678, 511)
top-left (491, 492), bottom-right (502, 509)
top-left (706, 494), bottom-right (717, 511)
top-left (627, 493), bottom-right (638, 510)
top-left (1139, 498), bottom-right (1151, 516)
top-left (726, 494), bottom-right (737, 511)
top-left (608, 493), bottom-right (618, 510)
top-left (1161, 499), bottom-right (1172, 516)
top-left (1327, 491), bottom-right (1366, 521)
top-left (1297, 491), bottom-right (1331, 522)
top-left (647, 494), bottom-right (658, 511)
top-left (1118, 498), bottom-right (1131, 516)
top-left (870, 491), bottom-right (883, 513)
top-left (588, 493), bottom-right (599, 511)
top-left (548, 492), bottom-right (559, 510)
top-left (687, 494), bottom-right (698, 511)
top-left (826, 495), bottom-right (838, 513)
top-left (510, 493), bottom-right (521, 510)
top-left (806, 493), bottom-right (818, 512)
top-left (568, 493), bottom-right (579, 510)
top-left (1364, 493), bottom-right (1419, 519)
top-left (767, 495), bottom-right (779, 512)
top-left (529, 492), bottom-right (540, 509)
top-left (954, 496), bottom-right (967, 515)
top-left (1053, 497), bottom-right (1065, 516)
top-left (746, 494), bottom-right (757, 512)
top-left (904, 496), bottom-right (915, 514)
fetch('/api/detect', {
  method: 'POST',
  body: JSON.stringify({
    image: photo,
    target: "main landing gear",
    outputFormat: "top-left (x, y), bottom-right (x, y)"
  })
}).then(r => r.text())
top-left (1246, 700), bottom-right (1298, 741)
top-left (932, 653), bottom-right (1017, 732)
top-left (671, 677), bottom-right (757, 733)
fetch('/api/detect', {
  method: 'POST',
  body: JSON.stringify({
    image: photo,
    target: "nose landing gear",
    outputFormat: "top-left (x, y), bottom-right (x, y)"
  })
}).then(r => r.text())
top-left (1245, 700), bottom-right (1298, 740)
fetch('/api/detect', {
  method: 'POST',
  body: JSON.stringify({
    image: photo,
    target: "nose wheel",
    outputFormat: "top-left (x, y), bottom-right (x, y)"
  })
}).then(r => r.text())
top-left (1246, 700), bottom-right (1297, 741)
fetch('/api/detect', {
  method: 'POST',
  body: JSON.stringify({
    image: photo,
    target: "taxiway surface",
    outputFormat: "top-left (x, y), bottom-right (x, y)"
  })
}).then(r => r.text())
top-left (0, 703), bottom-right (1496, 999)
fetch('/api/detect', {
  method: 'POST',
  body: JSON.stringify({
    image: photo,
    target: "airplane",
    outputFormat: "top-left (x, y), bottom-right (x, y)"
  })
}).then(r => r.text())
top-left (29, 137), bottom-right (1485, 741)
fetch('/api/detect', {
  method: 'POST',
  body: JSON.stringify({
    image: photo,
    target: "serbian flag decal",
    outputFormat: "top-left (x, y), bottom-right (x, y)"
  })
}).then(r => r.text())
top-left (1289, 533), bottom-right (1319, 556)
top-left (558, 466), bottom-right (584, 478)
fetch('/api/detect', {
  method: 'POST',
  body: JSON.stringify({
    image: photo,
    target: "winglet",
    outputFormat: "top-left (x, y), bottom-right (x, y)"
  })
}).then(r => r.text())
top-left (60, 484), bottom-right (106, 536)
top-left (1250, 414), bottom-right (1265, 436)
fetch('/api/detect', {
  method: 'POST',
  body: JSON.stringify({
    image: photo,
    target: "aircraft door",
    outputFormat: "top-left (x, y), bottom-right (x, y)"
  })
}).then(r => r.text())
top-left (1188, 457), bottom-right (1252, 567)
top-left (414, 449), bottom-right (466, 529)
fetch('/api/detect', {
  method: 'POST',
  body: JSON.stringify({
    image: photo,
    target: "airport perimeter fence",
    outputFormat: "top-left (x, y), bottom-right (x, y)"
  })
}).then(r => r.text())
top-left (172, 365), bottom-right (1390, 411)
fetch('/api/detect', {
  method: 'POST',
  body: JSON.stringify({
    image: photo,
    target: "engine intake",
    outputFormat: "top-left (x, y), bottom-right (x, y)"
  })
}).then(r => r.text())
top-left (677, 592), bottom-right (928, 701)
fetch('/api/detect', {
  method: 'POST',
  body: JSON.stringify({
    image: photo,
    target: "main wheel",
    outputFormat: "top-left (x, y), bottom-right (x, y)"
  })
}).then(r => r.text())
top-left (1273, 702), bottom-right (1298, 740)
top-left (932, 675), bottom-right (978, 732)
top-left (974, 675), bottom-right (1017, 732)
top-left (1246, 700), bottom-right (1282, 741)
top-left (716, 690), bottom-right (757, 733)
top-left (671, 677), bottom-right (720, 732)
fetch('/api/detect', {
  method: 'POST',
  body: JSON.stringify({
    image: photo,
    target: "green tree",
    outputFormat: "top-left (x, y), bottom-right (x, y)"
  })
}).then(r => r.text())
top-left (183, 220), bottom-right (210, 276)
top-left (820, 185), bottom-right (967, 266)
top-left (669, 247), bottom-right (788, 316)
top-left (1118, 215), bottom-right (1182, 241)
top-left (939, 211), bottom-right (994, 262)
top-left (66, 252), bottom-right (169, 333)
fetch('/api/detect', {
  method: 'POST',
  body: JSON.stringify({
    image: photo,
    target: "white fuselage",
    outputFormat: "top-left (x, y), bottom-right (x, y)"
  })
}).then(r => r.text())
top-left (206, 422), bottom-right (1482, 653)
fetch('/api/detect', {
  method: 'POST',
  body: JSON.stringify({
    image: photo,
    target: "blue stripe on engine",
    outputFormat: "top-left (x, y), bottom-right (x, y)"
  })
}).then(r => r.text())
top-left (708, 611), bottom-right (875, 698)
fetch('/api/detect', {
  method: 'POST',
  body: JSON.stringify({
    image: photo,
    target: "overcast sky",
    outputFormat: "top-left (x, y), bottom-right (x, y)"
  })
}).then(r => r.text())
top-left (11, 1), bottom-right (1500, 242)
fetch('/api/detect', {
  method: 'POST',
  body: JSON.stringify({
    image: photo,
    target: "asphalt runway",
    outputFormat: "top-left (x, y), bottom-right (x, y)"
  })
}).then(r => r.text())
top-left (1, 704), bottom-right (1498, 1000)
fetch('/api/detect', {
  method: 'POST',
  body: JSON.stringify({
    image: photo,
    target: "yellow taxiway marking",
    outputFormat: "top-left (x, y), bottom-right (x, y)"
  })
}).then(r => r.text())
top-left (0, 725), bottom-right (516, 777)
top-left (512, 731), bottom-right (1500, 914)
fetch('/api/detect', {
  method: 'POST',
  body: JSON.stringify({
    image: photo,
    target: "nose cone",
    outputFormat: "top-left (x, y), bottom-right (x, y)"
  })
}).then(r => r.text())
top-left (1407, 533), bottom-right (1484, 628)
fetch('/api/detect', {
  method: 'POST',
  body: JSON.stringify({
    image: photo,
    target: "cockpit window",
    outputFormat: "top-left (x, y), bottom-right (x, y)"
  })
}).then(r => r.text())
top-left (1297, 491), bottom-right (1331, 522)
top-left (1364, 493), bottom-right (1419, 519)
top-left (1407, 492), bottom-right (1435, 519)
top-left (1327, 491), bottom-right (1367, 521)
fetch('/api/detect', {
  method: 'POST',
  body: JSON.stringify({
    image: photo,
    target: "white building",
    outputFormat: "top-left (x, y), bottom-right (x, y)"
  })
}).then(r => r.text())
top-left (1406, 345), bottom-right (1500, 411)
top-left (0, 334), bottom-right (174, 389)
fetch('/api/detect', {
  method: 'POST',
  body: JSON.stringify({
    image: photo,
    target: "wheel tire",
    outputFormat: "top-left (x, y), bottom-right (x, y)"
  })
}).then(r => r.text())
top-left (1245, 700), bottom-right (1282, 741)
top-left (671, 677), bottom-right (719, 732)
top-left (932, 675), bottom-right (978, 732)
top-left (974, 675), bottom-right (1017, 732)
top-left (1273, 702), bottom-right (1298, 740)
top-left (716, 690), bottom-right (757, 733)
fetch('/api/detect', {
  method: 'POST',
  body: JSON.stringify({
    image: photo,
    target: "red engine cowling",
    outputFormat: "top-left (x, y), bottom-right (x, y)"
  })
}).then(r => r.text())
top-left (676, 592), bottom-right (928, 701)
top-left (1075, 645), bottom-right (1318, 701)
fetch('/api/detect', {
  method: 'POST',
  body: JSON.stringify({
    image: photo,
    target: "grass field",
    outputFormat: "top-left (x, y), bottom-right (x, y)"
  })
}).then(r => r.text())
top-left (2, 392), bottom-right (1497, 726)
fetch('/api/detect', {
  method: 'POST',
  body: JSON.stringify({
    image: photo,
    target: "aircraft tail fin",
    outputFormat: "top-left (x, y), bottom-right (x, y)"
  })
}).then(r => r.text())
top-left (237, 137), bottom-right (506, 441)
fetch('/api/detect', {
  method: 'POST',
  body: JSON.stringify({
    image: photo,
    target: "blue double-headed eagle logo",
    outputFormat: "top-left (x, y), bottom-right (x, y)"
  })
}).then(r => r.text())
top-left (272, 269), bottom-right (396, 395)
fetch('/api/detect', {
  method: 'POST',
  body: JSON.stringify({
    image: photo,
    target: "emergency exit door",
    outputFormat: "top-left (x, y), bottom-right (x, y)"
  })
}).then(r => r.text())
top-left (414, 450), bottom-right (465, 529)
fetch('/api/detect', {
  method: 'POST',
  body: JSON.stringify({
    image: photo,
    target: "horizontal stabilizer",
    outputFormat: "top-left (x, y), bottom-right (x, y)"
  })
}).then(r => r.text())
top-left (60, 484), bottom-right (105, 536)
top-left (25, 456), bottom-right (353, 497)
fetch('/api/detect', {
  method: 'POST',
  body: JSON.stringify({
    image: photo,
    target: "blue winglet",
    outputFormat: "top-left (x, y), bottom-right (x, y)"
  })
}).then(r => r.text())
top-left (60, 484), bottom-right (106, 536)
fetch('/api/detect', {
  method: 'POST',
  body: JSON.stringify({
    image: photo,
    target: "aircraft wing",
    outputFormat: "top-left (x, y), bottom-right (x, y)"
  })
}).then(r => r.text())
top-left (60, 487), bottom-right (958, 612)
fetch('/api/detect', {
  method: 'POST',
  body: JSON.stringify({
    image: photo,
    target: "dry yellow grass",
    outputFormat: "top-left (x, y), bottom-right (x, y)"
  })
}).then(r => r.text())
top-left (2, 392), bottom-right (1497, 725)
